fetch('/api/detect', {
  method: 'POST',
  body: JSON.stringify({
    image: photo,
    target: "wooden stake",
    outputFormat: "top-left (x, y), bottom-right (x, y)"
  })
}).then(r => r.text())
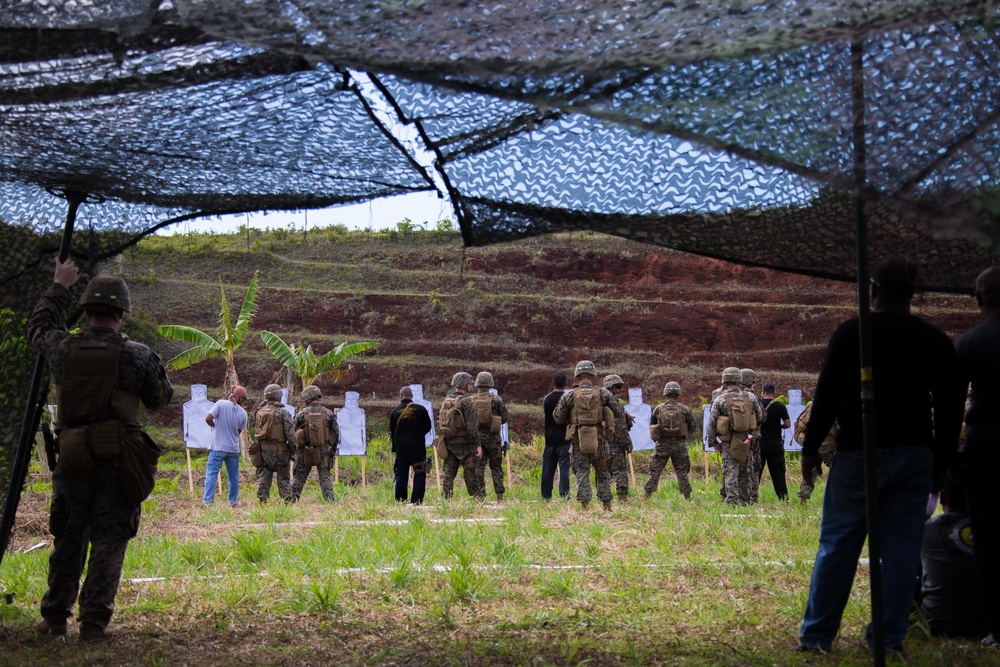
top-left (627, 452), bottom-right (636, 489)
top-left (186, 448), bottom-right (194, 496)
top-left (361, 456), bottom-right (367, 489)
top-left (433, 448), bottom-right (442, 493)
top-left (703, 451), bottom-right (710, 490)
top-left (334, 456), bottom-right (339, 485)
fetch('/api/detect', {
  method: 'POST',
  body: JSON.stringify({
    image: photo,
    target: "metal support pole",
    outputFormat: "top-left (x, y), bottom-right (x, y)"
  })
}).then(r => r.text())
top-left (0, 188), bottom-right (85, 567)
top-left (852, 39), bottom-right (886, 667)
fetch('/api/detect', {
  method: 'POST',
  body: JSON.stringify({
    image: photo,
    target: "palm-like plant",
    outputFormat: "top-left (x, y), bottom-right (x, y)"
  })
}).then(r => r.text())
top-left (158, 272), bottom-right (260, 395)
top-left (259, 331), bottom-right (377, 390)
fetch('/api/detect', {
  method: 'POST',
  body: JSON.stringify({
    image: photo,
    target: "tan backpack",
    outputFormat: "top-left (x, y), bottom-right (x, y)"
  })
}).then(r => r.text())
top-left (438, 394), bottom-right (467, 438)
top-left (471, 392), bottom-right (493, 428)
top-left (571, 386), bottom-right (603, 454)
top-left (657, 402), bottom-right (688, 437)
top-left (296, 411), bottom-right (332, 448)
top-left (727, 393), bottom-right (755, 434)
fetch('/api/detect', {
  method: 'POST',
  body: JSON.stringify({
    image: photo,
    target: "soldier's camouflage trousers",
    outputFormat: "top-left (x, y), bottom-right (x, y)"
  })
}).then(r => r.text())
top-left (607, 443), bottom-right (630, 496)
top-left (748, 438), bottom-right (762, 503)
top-left (475, 434), bottom-right (505, 497)
top-left (572, 439), bottom-right (612, 504)
top-left (291, 447), bottom-right (335, 502)
top-left (41, 458), bottom-right (141, 629)
top-left (256, 450), bottom-right (294, 502)
top-left (720, 440), bottom-right (753, 505)
top-left (644, 438), bottom-right (692, 498)
top-left (442, 440), bottom-right (485, 499)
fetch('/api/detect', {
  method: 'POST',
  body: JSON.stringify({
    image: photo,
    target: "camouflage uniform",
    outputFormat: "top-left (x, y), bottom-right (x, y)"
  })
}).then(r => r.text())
top-left (797, 437), bottom-right (837, 501)
top-left (746, 390), bottom-right (766, 503)
top-left (441, 391), bottom-right (484, 499)
top-left (28, 281), bottom-right (173, 632)
top-left (706, 386), bottom-right (763, 505)
top-left (553, 380), bottom-right (623, 505)
top-left (606, 392), bottom-right (633, 498)
top-left (472, 390), bottom-right (509, 499)
top-left (251, 401), bottom-right (296, 502)
top-left (645, 400), bottom-right (696, 498)
top-left (291, 402), bottom-right (339, 502)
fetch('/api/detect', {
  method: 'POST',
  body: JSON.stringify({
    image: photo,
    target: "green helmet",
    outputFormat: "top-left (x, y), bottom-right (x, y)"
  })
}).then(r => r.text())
top-left (451, 372), bottom-right (474, 388)
top-left (264, 383), bottom-right (283, 400)
top-left (663, 381), bottom-right (682, 396)
top-left (80, 275), bottom-right (131, 313)
top-left (300, 385), bottom-right (322, 402)
top-left (740, 368), bottom-right (757, 386)
top-left (602, 374), bottom-right (624, 389)
top-left (722, 367), bottom-right (742, 384)
top-left (574, 360), bottom-right (596, 378)
top-left (475, 371), bottom-right (494, 388)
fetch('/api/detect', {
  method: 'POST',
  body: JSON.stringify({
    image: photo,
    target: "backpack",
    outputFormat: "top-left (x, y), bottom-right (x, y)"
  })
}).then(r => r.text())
top-left (471, 392), bottom-right (493, 428)
top-left (658, 402), bottom-right (688, 437)
top-left (303, 411), bottom-right (331, 447)
top-left (255, 404), bottom-right (285, 441)
top-left (794, 402), bottom-right (838, 464)
top-left (572, 386), bottom-right (602, 426)
top-left (438, 394), bottom-right (467, 438)
top-left (727, 393), bottom-right (754, 434)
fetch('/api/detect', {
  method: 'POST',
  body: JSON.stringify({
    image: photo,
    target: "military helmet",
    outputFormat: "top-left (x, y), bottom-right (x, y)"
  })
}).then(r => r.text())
top-left (475, 371), bottom-right (494, 388)
top-left (663, 381), bottom-right (682, 396)
top-left (80, 275), bottom-right (131, 313)
top-left (602, 374), bottom-right (624, 390)
top-left (574, 360), bottom-right (596, 378)
top-left (740, 368), bottom-right (757, 386)
top-left (451, 372), bottom-right (474, 388)
top-left (722, 367), bottom-right (743, 384)
top-left (300, 385), bottom-right (322, 402)
top-left (264, 383), bottom-right (283, 400)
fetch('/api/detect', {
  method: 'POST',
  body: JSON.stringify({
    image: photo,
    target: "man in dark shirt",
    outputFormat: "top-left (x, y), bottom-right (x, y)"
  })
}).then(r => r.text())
top-left (541, 373), bottom-right (571, 500)
top-left (389, 386), bottom-right (432, 504)
top-left (954, 265), bottom-right (1000, 648)
top-left (757, 381), bottom-right (791, 500)
top-left (797, 257), bottom-right (965, 654)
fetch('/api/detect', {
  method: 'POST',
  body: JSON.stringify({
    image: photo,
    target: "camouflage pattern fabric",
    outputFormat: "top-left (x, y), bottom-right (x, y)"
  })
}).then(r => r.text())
top-left (606, 393), bottom-right (633, 497)
top-left (746, 390), bottom-right (765, 503)
top-left (28, 282), bottom-right (173, 630)
top-left (553, 380), bottom-right (623, 504)
top-left (474, 391), bottom-right (508, 497)
top-left (706, 387), bottom-right (763, 505)
top-left (251, 400), bottom-right (296, 503)
top-left (291, 402), bottom-right (339, 502)
top-left (797, 439), bottom-right (837, 501)
top-left (645, 400), bottom-right (697, 498)
top-left (441, 391), bottom-right (484, 499)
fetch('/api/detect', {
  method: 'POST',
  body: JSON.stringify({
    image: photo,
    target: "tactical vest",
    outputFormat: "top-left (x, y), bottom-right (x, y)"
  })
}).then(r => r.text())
top-left (657, 402), bottom-right (688, 437)
top-left (471, 392), bottom-right (493, 428)
top-left (255, 404), bottom-right (287, 451)
top-left (571, 386), bottom-right (602, 426)
top-left (438, 394), bottom-right (468, 438)
top-left (56, 335), bottom-right (140, 426)
top-left (297, 410), bottom-right (333, 449)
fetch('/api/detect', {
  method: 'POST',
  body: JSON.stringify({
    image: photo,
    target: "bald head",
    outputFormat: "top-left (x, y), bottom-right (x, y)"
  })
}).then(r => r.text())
top-left (399, 386), bottom-right (413, 400)
top-left (976, 266), bottom-right (1000, 314)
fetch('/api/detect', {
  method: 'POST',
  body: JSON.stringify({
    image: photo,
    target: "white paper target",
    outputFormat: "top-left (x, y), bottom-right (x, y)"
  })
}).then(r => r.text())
top-left (625, 388), bottom-right (654, 451)
top-left (337, 391), bottom-right (367, 456)
top-left (183, 384), bottom-right (213, 449)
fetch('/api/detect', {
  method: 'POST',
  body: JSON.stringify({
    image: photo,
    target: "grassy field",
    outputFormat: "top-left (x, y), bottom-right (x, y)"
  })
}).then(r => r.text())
top-left (0, 436), bottom-right (991, 666)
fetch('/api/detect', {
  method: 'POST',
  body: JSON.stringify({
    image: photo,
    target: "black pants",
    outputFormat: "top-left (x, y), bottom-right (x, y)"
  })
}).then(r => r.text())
top-left (393, 450), bottom-right (427, 504)
top-left (757, 444), bottom-right (788, 500)
top-left (966, 442), bottom-right (1000, 637)
top-left (541, 443), bottom-right (571, 499)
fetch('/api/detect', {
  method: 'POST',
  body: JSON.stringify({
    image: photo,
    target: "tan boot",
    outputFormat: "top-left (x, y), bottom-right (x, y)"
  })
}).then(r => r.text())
top-left (35, 618), bottom-right (67, 637)
top-left (603, 501), bottom-right (613, 511)
top-left (80, 623), bottom-right (121, 642)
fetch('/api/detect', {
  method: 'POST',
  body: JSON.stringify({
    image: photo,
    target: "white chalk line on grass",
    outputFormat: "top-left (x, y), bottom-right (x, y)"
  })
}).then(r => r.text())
top-left (237, 516), bottom-right (506, 529)
top-left (127, 558), bottom-right (862, 586)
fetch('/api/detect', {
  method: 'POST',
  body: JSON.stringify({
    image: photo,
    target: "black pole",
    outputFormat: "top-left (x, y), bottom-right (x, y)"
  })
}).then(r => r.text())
top-left (0, 188), bottom-right (84, 567)
top-left (851, 39), bottom-right (886, 667)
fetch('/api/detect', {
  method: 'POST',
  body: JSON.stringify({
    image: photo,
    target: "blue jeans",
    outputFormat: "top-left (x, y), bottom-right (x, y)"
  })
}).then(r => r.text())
top-left (800, 447), bottom-right (932, 651)
top-left (203, 450), bottom-right (240, 505)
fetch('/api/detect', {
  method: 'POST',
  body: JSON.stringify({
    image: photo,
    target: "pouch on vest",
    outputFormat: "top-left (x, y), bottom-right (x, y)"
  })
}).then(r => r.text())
top-left (572, 386), bottom-right (602, 426)
top-left (472, 393), bottom-right (493, 428)
top-left (303, 446), bottom-right (322, 468)
top-left (602, 406), bottom-right (615, 437)
top-left (305, 411), bottom-right (329, 447)
top-left (649, 422), bottom-right (663, 441)
top-left (433, 434), bottom-right (449, 459)
top-left (120, 429), bottom-right (161, 502)
top-left (88, 420), bottom-right (122, 460)
top-left (578, 425), bottom-right (599, 455)
top-left (716, 415), bottom-right (731, 440)
top-left (728, 394), bottom-right (753, 433)
top-left (490, 415), bottom-right (502, 434)
top-left (296, 427), bottom-right (308, 448)
top-left (56, 427), bottom-right (92, 478)
top-left (659, 403), bottom-right (688, 437)
top-left (729, 436), bottom-right (750, 464)
top-left (438, 395), bottom-right (466, 438)
top-left (248, 440), bottom-right (264, 468)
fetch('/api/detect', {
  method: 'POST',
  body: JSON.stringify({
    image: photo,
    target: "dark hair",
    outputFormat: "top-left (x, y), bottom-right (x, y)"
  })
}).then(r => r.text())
top-left (976, 266), bottom-right (1000, 310)
top-left (553, 372), bottom-right (567, 389)
top-left (871, 256), bottom-right (917, 303)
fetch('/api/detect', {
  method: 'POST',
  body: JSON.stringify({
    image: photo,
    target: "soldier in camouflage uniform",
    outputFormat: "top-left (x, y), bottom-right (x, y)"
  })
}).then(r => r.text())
top-left (251, 384), bottom-right (296, 503)
top-left (741, 368), bottom-right (766, 503)
top-left (440, 372), bottom-right (484, 499)
top-left (291, 385), bottom-right (339, 502)
top-left (471, 372), bottom-right (509, 501)
top-left (706, 367), bottom-right (763, 505)
top-left (553, 361), bottom-right (624, 511)
top-left (602, 374), bottom-right (634, 501)
top-left (645, 382), bottom-right (696, 500)
top-left (29, 259), bottom-right (173, 640)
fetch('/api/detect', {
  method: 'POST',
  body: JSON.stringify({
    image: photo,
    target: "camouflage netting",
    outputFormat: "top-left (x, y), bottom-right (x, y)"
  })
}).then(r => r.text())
top-left (3, 1), bottom-right (1000, 486)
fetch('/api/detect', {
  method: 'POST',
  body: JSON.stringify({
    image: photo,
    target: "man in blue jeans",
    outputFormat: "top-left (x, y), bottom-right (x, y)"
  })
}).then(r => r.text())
top-left (797, 257), bottom-right (964, 654)
top-left (203, 385), bottom-right (249, 506)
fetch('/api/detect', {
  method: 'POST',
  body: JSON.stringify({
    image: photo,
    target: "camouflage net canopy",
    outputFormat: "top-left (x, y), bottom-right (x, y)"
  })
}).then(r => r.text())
top-left (3, 2), bottom-right (1000, 437)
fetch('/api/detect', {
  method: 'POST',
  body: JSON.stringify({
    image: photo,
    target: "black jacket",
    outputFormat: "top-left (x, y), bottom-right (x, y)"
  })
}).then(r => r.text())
top-left (389, 399), bottom-right (432, 457)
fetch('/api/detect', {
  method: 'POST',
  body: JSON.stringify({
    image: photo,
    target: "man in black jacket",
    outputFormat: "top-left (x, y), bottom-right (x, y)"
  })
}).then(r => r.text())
top-left (797, 257), bottom-right (965, 654)
top-left (541, 373), bottom-right (571, 500)
top-left (390, 386), bottom-right (432, 504)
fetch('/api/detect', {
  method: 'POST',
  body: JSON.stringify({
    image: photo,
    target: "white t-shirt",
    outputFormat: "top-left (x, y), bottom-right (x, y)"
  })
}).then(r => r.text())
top-left (208, 399), bottom-right (248, 454)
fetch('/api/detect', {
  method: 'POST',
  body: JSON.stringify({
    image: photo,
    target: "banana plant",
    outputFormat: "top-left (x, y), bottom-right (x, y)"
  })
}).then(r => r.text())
top-left (259, 332), bottom-right (377, 390)
top-left (158, 272), bottom-right (259, 395)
